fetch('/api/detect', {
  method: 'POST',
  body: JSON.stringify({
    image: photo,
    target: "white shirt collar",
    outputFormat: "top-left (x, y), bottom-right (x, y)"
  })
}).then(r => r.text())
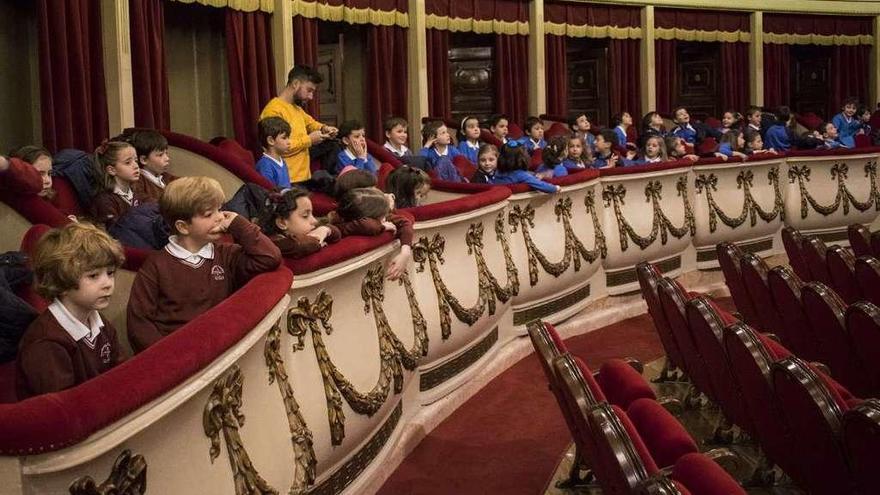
top-left (465, 140), bottom-right (480, 150)
top-left (646, 156), bottom-right (662, 163)
top-left (165, 235), bottom-right (215, 267)
top-left (48, 299), bottom-right (103, 348)
top-left (343, 148), bottom-right (357, 160)
top-left (435, 145), bottom-right (449, 157)
top-left (141, 169), bottom-right (166, 188)
top-left (749, 123), bottom-right (761, 131)
top-left (261, 154), bottom-right (285, 168)
top-left (113, 184), bottom-right (135, 205)
top-left (384, 142), bottom-right (410, 156)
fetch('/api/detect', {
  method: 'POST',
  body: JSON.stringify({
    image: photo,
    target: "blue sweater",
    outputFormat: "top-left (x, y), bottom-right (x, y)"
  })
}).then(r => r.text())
top-left (336, 149), bottom-right (377, 174)
top-left (536, 163), bottom-right (568, 178)
top-left (457, 140), bottom-right (480, 164)
top-left (421, 146), bottom-right (464, 182)
top-left (764, 125), bottom-right (791, 152)
top-left (518, 137), bottom-right (546, 153)
top-left (672, 124), bottom-right (698, 144)
top-left (494, 170), bottom-right (558, 193)
top-left (832, 113), bottom-right (860, 148)
top-left (614, 126), bottom-right (628, 146)
top-left (255, 154), bottom-right (292, 189)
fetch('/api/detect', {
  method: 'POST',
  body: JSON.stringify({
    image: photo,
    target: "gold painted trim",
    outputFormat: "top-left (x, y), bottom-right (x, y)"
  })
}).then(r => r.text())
top-left (291, 0), bottom-right (408, 27)
top-left (694, 168), bottom-right (784, 234)
top-left (425, 14), bottom-right (529, 35)
top-left (556, 0), bottom-right (880, 16)
top-left (603, 177), bottom-right (695, 252)
top-left (607, 255), bottom-right (681, 287)
top-left (655, 27), bottom-right (750, 42)
top-left (170, 0), bottom-right (274, 13)
top-left (420, 327), bottom-right (500, 391)
top-left (696, 238), bottom-right (773, 262)
top-left (764, 32), bottom-right (873, 46)
top-left (544, 22), bottom-right (642, 39)
top-left (68, 450), bottom-right (147, 495)
top-left (308, 402), bottom-right (403, 495)
top-left (814, 229), bottom-right (851, 243)
top-left (787, 160), bottom-right (880, 219)
top-left (512, 283), bottom-right (592, 326)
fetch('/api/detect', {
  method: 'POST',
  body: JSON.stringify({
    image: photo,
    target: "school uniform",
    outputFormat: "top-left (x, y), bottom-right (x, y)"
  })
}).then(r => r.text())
top-left (256, 154), bottom-right (292, 189)
top-left (822, 138), bottom-right (848, 150)
top-left (16, 300), bottom-right (122, 399)
top-left (271, 225), bottom-right (341, 259)
top-left (614, 126), bottom-right (629, 146)
top-left (471, 169), bottom-right (499, 184)
top-left (92, 186), bottom-right (142, 228)
top-left (672, 123), bottom-right (698, 144)
top-left (336, 149), bottom-right (377, 175)
top-left (383, 142), bottom-right (412, 159)
top-left (536, 163), bottom-right (568, 178)
top-left (457, 140), bottom-right (481, 164)
top-left (332, 213), bottom-right (414, 246)
top-left (517, 137), bottom-right (546, 154)
top-left (639, 127), bottom-right (667, 148)
top-left (764, 124), bottom-right (791, 152)
top-left (562, 159), bottom-right (587, 171)
top-left (132, 169), bottom-right (177, 202)
top-left (493, 170), bottom-right (557, 193)
top-left (592, 152), bottom-right (616, 169)
top-left (420, 145), bottom-right (464, 182)
top-left (126, 215), bottom-right (281, 353)
top-left (832, 113), bottom-right (860, 148)
top-left (624, 156), bottom-right (663, 167)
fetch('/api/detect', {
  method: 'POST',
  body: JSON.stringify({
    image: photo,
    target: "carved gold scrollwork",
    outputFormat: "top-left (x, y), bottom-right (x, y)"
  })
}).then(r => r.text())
top-left (507, 191), bottom-right (606, 286)
top-left (69, 450), bottom-right (147, 495)
top-left (494, 212), bottom-right (521, 299)
top-left (204, 365), bottom-right (277, 495)
top-left (286, 266), bottom-right (426, 446)
top-left (694, 168), bottom-right (784, 233)
top-left (787, 161), bottom-right (880, 219)
top-left (264, 322), bottom-right (317, 494)
top-left (603, 177), bottom-right (695, 251)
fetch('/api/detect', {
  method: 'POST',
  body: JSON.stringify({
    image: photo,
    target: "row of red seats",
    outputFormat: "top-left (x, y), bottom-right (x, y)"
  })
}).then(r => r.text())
top-left (848, 223), bottom-right (880, 259)
top-left (637, 262), bottom-right (880, 494)
top-left (527, 320), bottom-right (745, 494)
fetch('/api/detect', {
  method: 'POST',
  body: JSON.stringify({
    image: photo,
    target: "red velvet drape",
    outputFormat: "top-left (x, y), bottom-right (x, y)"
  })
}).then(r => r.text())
top-left (655, 39), bottom-right (677, 115)
top-left (427, 28), bottom-right (451, 121)
top-left (36, 0), bottom-right (108, 153)
top-left (129, 0), bottom-right (170, 130)
top-left (225, 9), bottom-right (276, 153)
top-left (720, 42), bottom-right (748, 112)
top-left (366, 25), bottom-right (408, 142)
top-left (545, 35), bottom-right (568, 117)
top-left (292, 15), bottom-right (320, 117)
top-left (495, 34), bottom-right (529, 126)
top-left (831, 44), bottom-right (870, 112)
top-left (609, 38), bottom-right (641, 119)
top-left (763, 44), bottom-right (790, 109)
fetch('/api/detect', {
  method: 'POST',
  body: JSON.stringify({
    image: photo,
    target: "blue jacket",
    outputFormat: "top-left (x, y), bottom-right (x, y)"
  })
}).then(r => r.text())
top-left (336, 149), bottom-right (377, 174)
top-left (832, 113), bottom-right (861, 148)
top-left (672, 124), bottom-right (698, 144)
top-left (53, 148), bottom-right (99, 208)
top-left (457, 141), bottom-right (480, 164)
top-left (536, 163), bottom-right (568, 178)
top-left (494, 170), bottom-right (557, 193)
top-left (255, 154), bottom-right (291, 189)
top-left (764, 124), bottom-right (791, 152)
top-left (420, 146), bottom-right (464, 182)
top-left (614, 126), bottom-right (628, 146)
top-left (562, 159), bottom-right (587, 171)
top-left (517, 137), bottom-right (546, 153)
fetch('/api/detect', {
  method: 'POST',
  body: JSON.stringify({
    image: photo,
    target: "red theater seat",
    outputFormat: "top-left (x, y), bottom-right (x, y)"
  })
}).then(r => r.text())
top-left (636, 262), bottom-right (687, 378)
top-left (767, 266), bottom-right (822, 361)
top-left (213, 137), bottom-right (256, 168)
top-left (855, 257), bottom-right (880, 307)
top-left (802, 236), bottom-right (832, 285)
top-left (843, 399), bottom-right (880, 495)
top-left (848, 223), bottom-right (872, 257)
top-left (846, 301), bottom-right (880, 395)
top-left (781, 227), bottom-right (811, 282)
top-left (544, 122), bottom-right (569, 139)
top-left (739, 252), bottom-right (785, 336)
top-left (716, 242), bottom-right (760, 326)
top-left (826, 245), bottom-right (859, 304)
top-left (796, 112), bottom-right (823, 132)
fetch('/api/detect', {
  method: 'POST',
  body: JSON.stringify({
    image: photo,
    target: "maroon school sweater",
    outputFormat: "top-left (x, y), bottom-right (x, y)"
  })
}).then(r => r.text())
top-left (131, 172), bottom-right (178, 202)
top-left (126, 216), bottom-right (282, 353)
top-left (272, 224), bottom-right (341, 259)
top-left (16, 311), bottom-right (122, 399)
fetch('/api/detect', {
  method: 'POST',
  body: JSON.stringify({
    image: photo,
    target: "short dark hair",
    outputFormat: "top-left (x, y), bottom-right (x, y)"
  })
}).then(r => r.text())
top-left (258, 117), bottom-right (292, 149)
top-left (842, 97), bottom-right (859, 108)
top-left (384, 116), bottom-right (408, 133)
top-left (386, 165), bottom-right (430, 209)
top-left (129, 130), bottom-right (168, 161)
top-left (542, 136), bottom-right (568, 166)
top-left (334, 169), bottom-right (377, 200)
top-left (339, 120), bottom-right (365, 140)
top-left (287, 65), bottom-right (323, 86)
top-left (775, 106), bottom-right (792, 124)
top-left (337, 187), bottom-right (390, 221)
top-left (567, 112), bottom-right (588, 130)
top-left (745, 106), bottom-right (762, 118)
top-left (640, 111), bottom-right (660, 131)
top-left (672, 106), bottom-right (688, 121)
top-left (421, 120), bottom-right (445, 145)
top-left (487, 114), bottom-right (509, 128)
top-left (257, 187), bottom-right (311, 235)
top-left (744, 130), bottom-right (762, 144)
top-left (599, 129), bottom-right (619, 147)
top-left (524, 116), bottom-right (543, 132)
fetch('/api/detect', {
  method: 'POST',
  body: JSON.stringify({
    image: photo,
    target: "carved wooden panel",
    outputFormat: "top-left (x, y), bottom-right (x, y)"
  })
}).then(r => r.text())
top-left (567, 40), bottom-right (608, 125)
top-left (317, 43), bottom-right (343, 128)
top-left (791, 46), bottom-right (831, 119)
top-left (449, 44), bottom-right (495, 124)
top-left (675, 42), bottom-right (720, 120)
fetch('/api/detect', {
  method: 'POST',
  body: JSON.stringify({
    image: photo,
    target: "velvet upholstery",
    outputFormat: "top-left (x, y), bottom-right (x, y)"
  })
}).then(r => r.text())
top-left (595, 359), bottom-right (656, 410)
top-left (405, 187), bottom-right (510, 222)
top-left (283, 233), bottom-right (395, 275)
top-left (846, 302), bottom-right (880, 395)
top-left (843, 399), bottom-right (880, 495)
top-left (636, 262), bottom-right (686, 372)
top-left (739, 252), bottom-right (785, 335)
top-left (826, 245), bottom-right (859, 304)
top-left (855, 257), bottom-right (880, 307)
top-left (802, 236), bottom-right (832, 285)
top-left (367, 139), bottom-right (403, 167)
top-left (767, 265), bottom-right (822, 361)
top-left (214, 137), bottom-right (257, 167)
top-left (625, 397), bottom-right (698, 469)
top-left (716, 242), bottom-right (760, 327)
top-left (847, 223), bottom-right (872, 258)
top-left (781, 227), bottom-right (811, 282)
top-left (672, 453), bottom-right (747, 495)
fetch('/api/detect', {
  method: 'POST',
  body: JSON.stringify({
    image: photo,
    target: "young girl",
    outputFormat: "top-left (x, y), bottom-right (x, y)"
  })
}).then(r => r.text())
top-left (536, 136), bottom-right (569, 178)
top-left (12, 145), bottom-right (54, 199)
top-left (488, 114), bottom-right (510, 144)
top-left (744, 131), bottom-right (775, 155)
top-left (91, 140), bottom-right (145, 227)
top-left (258, 188), bottom-right (340, 259)
top-left (383, 116), bottom-right (412, 160)
top-left (420, 121), bottom-right (464, 182)
top-left (457, 115), bottom-right (482, 164)
top-left (386, 165), bottom-right (431, 209)
top-left (612, 112), bottom-right (633, 147)
top-left (563, 135), bottom-right (592, 170)
top-left (630, 135), bottom-right (667, 165)
top-left (715, 130), bottom-right (748, 160)
top-left (719, 110), bottom-right (742, 134)
top-left (665, 136), bottom-right (699, 162)
top-left (639, 111), bottom-right (667, 148)
top-left (471, 144), bottom-right (499, 184)
top-left (519, 116), bottom-right (546, 153)
top-left (493, 142), bottom-right (560, 193)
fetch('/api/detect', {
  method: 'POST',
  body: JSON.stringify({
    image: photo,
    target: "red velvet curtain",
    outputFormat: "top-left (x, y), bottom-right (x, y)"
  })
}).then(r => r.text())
top-left (293, 15), bottom-right (320, 117)
top-left (609, 38), bottom-right (641, 119)
top-left (427, 28), bottom-right (451, 121)
top-left (225, 9), bottom-right (276, 153)
top-left (655, 39), bottom-right (677, 115)
top-left (545, 35), bottom-right (568, 117)
top-left (495, 34), bottom-right (529, 126)
top-left (831, 44), bottom-right (870, 112)
top-left (763, 44), bottom-right (790, 110)
top-left (544, 1), bottom-right (640, 28)
top-left (764, 14), bottom-right (873, 37)
top-left (721, 42), bottom-right (748, 112)
top-left (129, 0), bottom-right (170, 129)
top-left (366, 25), bottom-right (408, 142)
top-left (36, 0), bottom-right (108, 153)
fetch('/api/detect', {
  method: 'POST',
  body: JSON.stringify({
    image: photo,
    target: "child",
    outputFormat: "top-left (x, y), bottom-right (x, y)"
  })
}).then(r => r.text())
top-left (16, 222), bottom-right (125, 398)
top-left (457, 115), bottom-right (482, 164)
top-left (745, 106), bottom-right (763, 135)
top-left (832, 98), bottom-right (861, 148)
top-left (336, 120), bottom-right (376, 174)
top-left (255, 117), bottom-right (293, 190)
top-left (12, 145), bottom-right (54, 199)
top-left (91, 140), bottom-right (144, 228)
top-left (488, 114), bottom-right (510, 144)
top-left (493, 142), bottom-right (560, 193)
top-left (744, 130), bottom-right (775, 155)
top-left (383, 116), bottom-right (412, 160)
top-left (639, 111), bottom-right (667, 148)
top-left (471, 144), bottom-right (499, 184)
top-left (666, 136), bottom-right (700, 162)
top-left (593, 130), bottom-right (619, 169)
top-left (568, 112), bottom-right (596, 152)
top-left (518, 116), bottom-right (546, 153)
top-left (612, 112), bottom-right (633, 147)
top-left (420, 120), bottom-right (464, 182)
top-left (820, 122), bottom-right (848, 149)
top-left (563, 135), bottom-right (592, 170)
top-left (763, 106), bottom-right (822, 152)
top-left (857, 106), bottom-right (873, 140)
top-left (386, 165), bottom-right (431, 209)
top-left (631, 135), bottom-right (667, 165)
top-left (671, 107), bottom-right (698, 144)
top-left (126, 176), bottom-right (282, 353)
top-left (130, 130), bottom-right (176, 201)
top-left (719, 110), bottom-right (742, 134)
top-left (715, 130), bottom-right (748, 160)
top-left (536, 136), bottom-right (569, 178)
top-left (257, 187), bottom-right (340, 259)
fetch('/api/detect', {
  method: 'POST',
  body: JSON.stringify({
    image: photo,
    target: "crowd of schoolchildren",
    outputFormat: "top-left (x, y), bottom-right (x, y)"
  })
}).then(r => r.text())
top-left (1, 89), bottom-right (877, 401)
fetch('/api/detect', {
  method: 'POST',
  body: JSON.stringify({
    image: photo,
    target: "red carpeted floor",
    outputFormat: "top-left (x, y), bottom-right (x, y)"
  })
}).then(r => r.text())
top-left (377, 311), bottom-right (671, 495)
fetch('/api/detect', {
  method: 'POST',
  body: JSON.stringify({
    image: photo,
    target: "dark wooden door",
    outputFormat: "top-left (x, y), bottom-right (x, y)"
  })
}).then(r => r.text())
top-left (567, 39), bottom-right (609, 125)
top-left (790, 45), bottom-right (831, 119)
top-left (675, 42), bottom-right (721, 121)
top-left (449, 34), bottom-right (495, 124)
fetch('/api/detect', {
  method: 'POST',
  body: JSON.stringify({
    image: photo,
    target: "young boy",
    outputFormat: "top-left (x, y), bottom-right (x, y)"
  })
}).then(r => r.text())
top-left (255, 117), bottom-right (293, 189)
top-left (126, 176), bottom-right (282, 353)
top-left (745, 106), bottom-right (764, 136)
top-left (832, 98), bottom-right (861, 148)
top-left (488, 114), bottom-right (510, 144)
top-left (383, 116), bottom-right (412, 159)
top-left (130, 130), bottom-right (176, 202)
top-left (568, 112), bottom-right (597, 152)
top-left (820, 122), bottom-right (848, 149)
top-left (336, 120), bottom-right (377, 174)
top-left (592, 130), bottom-right (619, 169)
top-left (16, 223), bottom-right (125, 398)
top-left (518, 116), bottom-right (546, 153)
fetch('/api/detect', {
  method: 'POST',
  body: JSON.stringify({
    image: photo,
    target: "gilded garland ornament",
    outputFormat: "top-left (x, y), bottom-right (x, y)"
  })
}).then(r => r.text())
top-left (694, 168), bottom-right (784, 233)
top-left (787, 161), bottom-right (880, 219)
top-left (264, 322), bottom-right (317, 494)
top-left (69, 450), bottom-right (147, 495)
top-left (603, 177), bottom-right (695, 251)
top-left (204, 365), bottom-right (277, 495)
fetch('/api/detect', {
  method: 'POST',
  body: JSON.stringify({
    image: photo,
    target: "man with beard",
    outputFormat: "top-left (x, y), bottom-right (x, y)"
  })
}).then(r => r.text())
top-left (260, 65), bottom-right (338, 184)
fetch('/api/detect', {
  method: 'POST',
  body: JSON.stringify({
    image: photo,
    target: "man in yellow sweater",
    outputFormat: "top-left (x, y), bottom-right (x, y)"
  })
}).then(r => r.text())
top-left (260, 65), bottom-right (338, 183)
